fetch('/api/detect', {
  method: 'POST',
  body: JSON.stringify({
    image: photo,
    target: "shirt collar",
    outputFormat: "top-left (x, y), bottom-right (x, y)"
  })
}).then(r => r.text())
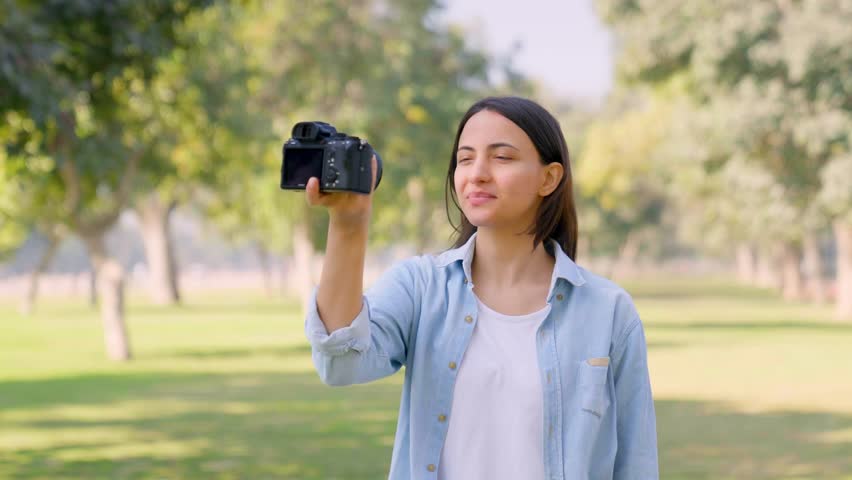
top-left (435, 231), bottom-right (586, 292)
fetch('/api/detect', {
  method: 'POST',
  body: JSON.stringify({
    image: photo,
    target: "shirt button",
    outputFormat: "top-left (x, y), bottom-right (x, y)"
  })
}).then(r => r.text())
top-left (463, 278), bottom-right (468, 284)
top-left (427, 464), bottom-right (436, 472)
top-left (547, 372), bottom-right (552, 384)
top-left (438, 414), bottom-right (447, 422)
top-left (556, 294), bottom-right (564, 301)
top-left (448, 361), bottom-right (457, 370)
top-left (464, 315), bottom-right (473, 324)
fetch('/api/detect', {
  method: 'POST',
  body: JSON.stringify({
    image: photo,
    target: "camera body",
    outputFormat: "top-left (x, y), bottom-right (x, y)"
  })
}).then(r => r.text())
top-left (280, 121), bottom-right (382, 194)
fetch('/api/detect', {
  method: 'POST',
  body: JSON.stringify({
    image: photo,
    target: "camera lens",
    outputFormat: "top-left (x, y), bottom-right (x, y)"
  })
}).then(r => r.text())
top-left (374, 151), bottom-right (383, 190)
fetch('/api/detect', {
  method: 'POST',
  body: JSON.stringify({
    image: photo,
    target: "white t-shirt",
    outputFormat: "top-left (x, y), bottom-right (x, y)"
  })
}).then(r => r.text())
top-left (438, 295), bottom-right (551, 480)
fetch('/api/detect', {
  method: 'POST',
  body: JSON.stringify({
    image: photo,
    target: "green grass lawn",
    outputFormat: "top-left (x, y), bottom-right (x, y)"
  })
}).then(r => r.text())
top-left (1, 279), bottom-right (851, 479)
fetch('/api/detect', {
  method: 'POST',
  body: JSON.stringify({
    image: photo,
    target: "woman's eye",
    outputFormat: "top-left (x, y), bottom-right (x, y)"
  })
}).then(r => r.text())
top-left (458, 157), bottom-right (472, 164)
top-left (496, 156), bottom-right (510, 160)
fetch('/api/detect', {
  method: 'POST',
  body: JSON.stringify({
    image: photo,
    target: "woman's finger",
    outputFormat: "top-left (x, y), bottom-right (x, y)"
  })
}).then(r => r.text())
top-left (305, 177), bottom-right (321, 206)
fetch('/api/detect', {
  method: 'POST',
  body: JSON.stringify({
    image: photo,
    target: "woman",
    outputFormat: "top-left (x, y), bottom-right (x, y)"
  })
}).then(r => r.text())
top-left (304, 96), bottom-right (658, 479)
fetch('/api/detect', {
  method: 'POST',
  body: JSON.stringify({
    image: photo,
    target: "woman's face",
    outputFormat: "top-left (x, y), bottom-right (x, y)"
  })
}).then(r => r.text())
top-left (454, 110), bottom-right (562, 233)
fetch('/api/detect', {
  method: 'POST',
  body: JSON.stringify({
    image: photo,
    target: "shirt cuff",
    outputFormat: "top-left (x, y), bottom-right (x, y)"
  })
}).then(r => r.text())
top-left (304, 287), bottom-right (372, 356)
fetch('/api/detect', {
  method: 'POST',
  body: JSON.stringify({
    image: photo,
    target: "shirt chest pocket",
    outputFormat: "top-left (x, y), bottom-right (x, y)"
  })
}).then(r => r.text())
top-left (576, 358), bottom-right (611, 419)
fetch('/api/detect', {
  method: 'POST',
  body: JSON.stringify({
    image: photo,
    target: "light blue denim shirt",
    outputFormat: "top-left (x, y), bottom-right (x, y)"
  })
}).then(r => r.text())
top-left (305, 233), bottom-right (659, 480)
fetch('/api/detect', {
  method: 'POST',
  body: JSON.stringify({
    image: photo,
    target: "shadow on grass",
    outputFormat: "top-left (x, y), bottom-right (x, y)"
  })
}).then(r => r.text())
top-left (155, 344), bottom-right (312, 360)
top-left (0, 370), bottom-right (400, 479)
top-left (646, 321), bottom-right (852, 333)
top-left (623, 280), bottom-right (780, 301)
top-left (646, 340), bottom-right (687, 350)
top-left (657, 399), bottom-right (852, 479)
top-left (128, 300), bottom-right (298, 317)
top-left (0, 371), bottom-right (227, 411)
top-left (2, 370), bottom-right (851, 479)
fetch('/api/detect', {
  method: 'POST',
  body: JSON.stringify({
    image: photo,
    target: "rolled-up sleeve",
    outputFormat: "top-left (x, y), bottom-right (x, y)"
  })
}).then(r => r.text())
top-left (304, 257), bottom-right (423, 386)
top-left (612, 314), bottom-right (659, 479)
top-left (305, 289), bottom-right (372, 356)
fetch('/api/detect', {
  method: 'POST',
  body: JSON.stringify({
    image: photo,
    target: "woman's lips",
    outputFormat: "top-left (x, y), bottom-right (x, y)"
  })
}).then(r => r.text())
top-left (467, 192), bottom-right (496, 206)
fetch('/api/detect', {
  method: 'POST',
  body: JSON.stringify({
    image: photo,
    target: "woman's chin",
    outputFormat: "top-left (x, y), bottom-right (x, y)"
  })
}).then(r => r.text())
top-left (464, 215), bottom-right (496, 228)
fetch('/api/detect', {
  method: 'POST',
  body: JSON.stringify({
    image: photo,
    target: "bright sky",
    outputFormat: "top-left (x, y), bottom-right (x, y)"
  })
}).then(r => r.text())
top-left (439, 0), bottom-right (614, 106)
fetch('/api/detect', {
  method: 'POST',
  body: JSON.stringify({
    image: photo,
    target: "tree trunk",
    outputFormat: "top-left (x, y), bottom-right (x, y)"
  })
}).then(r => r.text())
top-left (293, 213), bottom-right (315, 317)
top-left (89, 268), bottom-right (98, 308)
top-left (256, 241), bottom-right (273, 296)
top-left (280, 257), bottom-right (291, 298)
top-left (83, 232), bottom-right (132, 361)
top-left (407, 177), bottom-right (430, 254)
top-left (802, 232), bottom-right (826, 304)
top-left (19, 233), bottom-right (61, 316)
top-left (735, 243), bottom-right (756, 285)
top-left (611, 230), bottom-right (641, 281)
top-left (137, 193), bottom-right (180, 305)
top-left (834, 220), bottom-right (852, 320)
top-left (755, 246), bottom-right (782, 290)
top-left (576, 235), bottom-right (590, 265)
top-left (780, 242), bottom-right (804, 301)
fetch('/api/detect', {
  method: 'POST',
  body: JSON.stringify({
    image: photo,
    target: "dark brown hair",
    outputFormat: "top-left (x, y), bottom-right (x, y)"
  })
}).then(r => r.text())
top-left (445, 96), bottom-right (578, 260)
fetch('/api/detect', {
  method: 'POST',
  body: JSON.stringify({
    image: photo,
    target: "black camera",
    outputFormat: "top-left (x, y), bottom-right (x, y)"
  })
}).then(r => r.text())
top-left (280, 121), bottom-right (382, 194)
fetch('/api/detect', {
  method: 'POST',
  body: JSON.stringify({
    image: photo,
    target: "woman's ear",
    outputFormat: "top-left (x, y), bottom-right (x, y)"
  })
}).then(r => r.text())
top-left (539, 163), bottom-right (564, 196)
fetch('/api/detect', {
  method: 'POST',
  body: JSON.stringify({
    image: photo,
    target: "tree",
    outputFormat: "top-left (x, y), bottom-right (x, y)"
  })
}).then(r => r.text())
top-left (598, 0), bottom-right (852, 311)
top-left (192, 0), bottom-right (496, 314)
top-left (124, 3), bottom-right (266, 305)
top-left (0, 0), bottom-right (211, 359)
top-left (576, 89), bottom-right (671, 279)
top-left (818, 155), bottom-right (852, 317)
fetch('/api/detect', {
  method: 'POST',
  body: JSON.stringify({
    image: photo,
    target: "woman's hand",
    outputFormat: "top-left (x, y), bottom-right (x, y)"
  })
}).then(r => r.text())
top-left (305, 155), bottom-right (378, 227)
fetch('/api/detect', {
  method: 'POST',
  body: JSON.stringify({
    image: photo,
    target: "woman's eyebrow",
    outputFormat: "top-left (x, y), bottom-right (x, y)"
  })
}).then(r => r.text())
top-left (457, 142), bottom-right (519, 152)
top-left (488, 142), bottom-right (519, 151)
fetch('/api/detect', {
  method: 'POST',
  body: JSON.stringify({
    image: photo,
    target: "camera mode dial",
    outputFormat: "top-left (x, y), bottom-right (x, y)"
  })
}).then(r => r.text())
top-left (325, 166), bottom-right (340, 183)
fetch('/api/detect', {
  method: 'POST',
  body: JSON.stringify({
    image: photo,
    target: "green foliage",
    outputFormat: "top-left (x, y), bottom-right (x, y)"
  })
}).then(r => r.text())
top-left (597, 0), bottom-right (852, 253)
top-left (1, 0), bottom-right (523, 259)
top-left (819, 154), bottom-right (852, 223)
top-left (0, 111), bottom-right (66, 254)
top-left (574, 88), bottom-right (672, 256)
top-left (191, 0), bottom-right (496, 253)
top-left (1, 0), bottom-right (211, 123)
top-left (0, 0), bottom-right (213, 245)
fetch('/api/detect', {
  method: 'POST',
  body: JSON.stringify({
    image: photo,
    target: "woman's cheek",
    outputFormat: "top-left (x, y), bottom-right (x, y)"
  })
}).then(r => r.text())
top-left (453, 171), bottom-right (465, 198)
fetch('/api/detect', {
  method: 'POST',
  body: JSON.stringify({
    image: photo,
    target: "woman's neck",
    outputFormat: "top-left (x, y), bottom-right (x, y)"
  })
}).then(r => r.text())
top-left (470, 228), bottom-right (554, 289)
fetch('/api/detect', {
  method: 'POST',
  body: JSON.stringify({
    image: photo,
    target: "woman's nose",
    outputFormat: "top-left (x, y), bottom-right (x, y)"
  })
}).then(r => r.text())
top-left (469, 157), bottom-right (490, 182)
